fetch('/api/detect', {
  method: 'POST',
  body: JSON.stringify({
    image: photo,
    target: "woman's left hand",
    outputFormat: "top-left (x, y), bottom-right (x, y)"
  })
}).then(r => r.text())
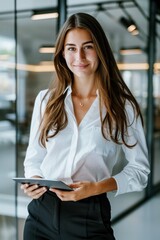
top-left (49, 181), bottom-right (98, 201)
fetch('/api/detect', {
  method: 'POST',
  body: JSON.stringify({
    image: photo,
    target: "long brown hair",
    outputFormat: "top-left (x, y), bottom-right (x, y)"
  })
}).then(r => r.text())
top-left (39, 12), bottom-right (142, 147)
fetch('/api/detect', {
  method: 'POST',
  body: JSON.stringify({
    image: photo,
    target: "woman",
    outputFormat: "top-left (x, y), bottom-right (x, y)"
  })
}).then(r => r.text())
top-left (21, 12), bottom-right (150, 240)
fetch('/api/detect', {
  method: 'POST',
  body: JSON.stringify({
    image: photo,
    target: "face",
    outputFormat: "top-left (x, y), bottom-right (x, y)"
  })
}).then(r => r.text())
top-left (63, 28), bottom-right (99, 79)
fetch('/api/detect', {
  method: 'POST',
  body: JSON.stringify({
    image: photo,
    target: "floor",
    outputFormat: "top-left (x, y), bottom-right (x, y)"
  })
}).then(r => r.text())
top-left (113, 192), bottom-right (160, 240)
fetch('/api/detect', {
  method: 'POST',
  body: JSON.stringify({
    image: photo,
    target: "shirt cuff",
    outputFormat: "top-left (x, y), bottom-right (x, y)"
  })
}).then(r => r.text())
top-left (112, 172), bottom-right (129, 196)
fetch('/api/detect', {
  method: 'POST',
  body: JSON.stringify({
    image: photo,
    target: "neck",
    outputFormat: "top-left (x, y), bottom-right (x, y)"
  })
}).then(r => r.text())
top-left (72, 85), bottom-right (96, 98)
top-left (72, 76), bottom-right (97, 98)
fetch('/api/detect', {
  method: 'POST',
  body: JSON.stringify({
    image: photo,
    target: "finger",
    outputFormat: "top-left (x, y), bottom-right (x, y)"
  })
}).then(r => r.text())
top-left (32, 191), bottom-right (45, 199)
top-left (31, 189), bottom-right (46, 199)
top-left (50, 188), bottom-right (78, 201)
top-left (49, 188), bottom-right (65, 196)
top-left (21, 183), bottom-right (29, 189)
top-left (24, 184), bottom-right (39, 193)
top-left (28, 187), bottom-right (47, 199)
top-left (69, 182), bottom-right (82, 188)
top-left (50, 188), bottom-right (69, 199)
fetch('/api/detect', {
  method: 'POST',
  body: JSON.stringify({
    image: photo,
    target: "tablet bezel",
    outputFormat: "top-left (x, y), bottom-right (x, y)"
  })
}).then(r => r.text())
top-left (12, 177), bottom-right (73, 191)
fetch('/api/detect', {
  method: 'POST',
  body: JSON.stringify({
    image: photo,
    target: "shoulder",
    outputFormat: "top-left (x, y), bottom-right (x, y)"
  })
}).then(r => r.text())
top-left (125, 100), bottom-right (135, 114)
top-left (124, 101), bottom-right (144, 132)
top-left (34, 89), bottom-right (52, 106)
top-left (125, 100), bottom-right (139, 126)
top-left (36, 89), bottom-right (49, 101)
top-left (33, 89), bottom-right (51, 114)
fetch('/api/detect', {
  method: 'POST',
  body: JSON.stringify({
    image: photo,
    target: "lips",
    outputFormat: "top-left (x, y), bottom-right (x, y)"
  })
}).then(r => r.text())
top-left (73, 64), bottom-right (89, 68)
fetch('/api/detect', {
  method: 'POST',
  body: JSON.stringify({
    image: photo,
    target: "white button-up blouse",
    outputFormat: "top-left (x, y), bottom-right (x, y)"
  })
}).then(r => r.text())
top-left (24, 86), bottom-right (150, 196)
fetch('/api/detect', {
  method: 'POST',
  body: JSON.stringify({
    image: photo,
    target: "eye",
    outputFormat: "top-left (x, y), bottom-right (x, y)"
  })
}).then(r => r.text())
top-left (84, 44), bottom-right (94, 50)
top-left (67, 47), bottom-right (76, 51)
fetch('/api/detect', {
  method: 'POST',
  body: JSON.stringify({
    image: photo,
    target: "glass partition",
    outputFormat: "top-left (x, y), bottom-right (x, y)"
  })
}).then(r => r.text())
top-left (16, 1), bottom-right (58, 238)
top-left (0, 1), bottom-right (16, 239)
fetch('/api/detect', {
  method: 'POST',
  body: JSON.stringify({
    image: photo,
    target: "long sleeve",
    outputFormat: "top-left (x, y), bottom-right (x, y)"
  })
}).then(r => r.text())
top-left (24, 90), bottom-right (48, 178)
top-left (112, 104), bottom-right (150, 196)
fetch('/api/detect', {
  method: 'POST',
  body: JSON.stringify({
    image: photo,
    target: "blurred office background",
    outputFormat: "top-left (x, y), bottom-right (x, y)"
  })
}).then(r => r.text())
top-left (0, 0), bottom-right (160, 239)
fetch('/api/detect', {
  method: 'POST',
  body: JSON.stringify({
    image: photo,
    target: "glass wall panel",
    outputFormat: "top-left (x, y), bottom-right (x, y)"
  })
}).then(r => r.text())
top-left (0, 1), bottom-right (16, 239)
top-left (16, 1), bottom-right (58, 239)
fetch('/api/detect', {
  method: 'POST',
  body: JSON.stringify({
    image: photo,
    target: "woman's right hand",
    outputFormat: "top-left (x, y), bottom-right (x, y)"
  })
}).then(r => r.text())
top-left (21, 183), bottom-right (47, 199)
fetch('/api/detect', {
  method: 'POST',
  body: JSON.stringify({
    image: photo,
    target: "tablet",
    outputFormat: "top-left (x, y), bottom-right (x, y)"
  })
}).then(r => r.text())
top-left (12, 177), bottom-right (73, 191)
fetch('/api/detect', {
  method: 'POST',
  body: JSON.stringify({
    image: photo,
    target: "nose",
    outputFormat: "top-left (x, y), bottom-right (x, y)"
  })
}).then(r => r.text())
top-left (76, 48), bottom-right (85, 60)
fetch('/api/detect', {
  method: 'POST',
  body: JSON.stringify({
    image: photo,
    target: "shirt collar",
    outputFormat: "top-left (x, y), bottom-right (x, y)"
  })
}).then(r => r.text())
top-left (63, 85), bottom-right (72, 96)
top-left (96, 89), bottom-right (99, 96)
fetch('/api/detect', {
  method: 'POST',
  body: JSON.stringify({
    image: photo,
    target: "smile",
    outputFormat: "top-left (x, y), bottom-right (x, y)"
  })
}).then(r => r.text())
top-left (73, 64), bottom-right (89, 68)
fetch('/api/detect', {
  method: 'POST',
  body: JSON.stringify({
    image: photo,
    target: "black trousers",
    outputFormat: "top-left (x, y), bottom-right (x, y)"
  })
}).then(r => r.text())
top-left (24, 191), bottom-right (116, 240)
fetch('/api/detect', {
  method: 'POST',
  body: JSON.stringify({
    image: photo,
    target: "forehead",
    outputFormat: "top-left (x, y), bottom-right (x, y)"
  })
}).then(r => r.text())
top-left (64, 28), bottom-right (93, 44)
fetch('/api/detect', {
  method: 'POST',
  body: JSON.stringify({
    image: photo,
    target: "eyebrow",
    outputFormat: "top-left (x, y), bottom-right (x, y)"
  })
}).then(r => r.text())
top-left (65, 41), bottom-right (93, 47)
